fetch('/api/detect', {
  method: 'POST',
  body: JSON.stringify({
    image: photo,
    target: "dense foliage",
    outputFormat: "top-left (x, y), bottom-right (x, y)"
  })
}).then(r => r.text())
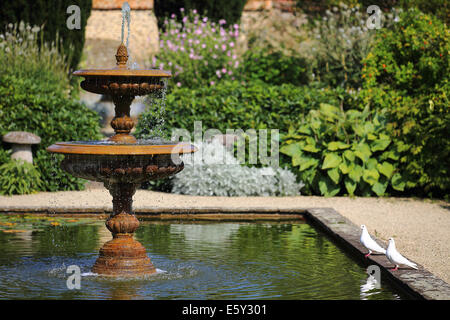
top-left (281, 103), bottom-right (406, 196)
top-left (139, 5), bottom-right (449, 199)
top-left (0, 23), bottom-right (102, 194)
top-left (239, 48), bottom-right (309, 86)
top-left (360, 9), bottom-right (449, 196)
top-left (136, 81), bottom-right (351, 138)
top-left (0, 160), bottom-right (43, 196)
top-left (0, 0), bottom-right (92, 70)
top-left (155, 0), bottom-right (247, 28)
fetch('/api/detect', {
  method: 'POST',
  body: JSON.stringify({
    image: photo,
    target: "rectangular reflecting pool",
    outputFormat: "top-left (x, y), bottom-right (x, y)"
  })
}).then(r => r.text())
top-left (0, 215), bottom-right (411, 300)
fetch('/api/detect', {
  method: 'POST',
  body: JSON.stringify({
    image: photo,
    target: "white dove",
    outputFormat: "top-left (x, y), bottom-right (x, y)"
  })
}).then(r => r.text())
top-left (360, 225), bottom-right (386, 258)
top-left (386, 238), bottom-right (418, 271)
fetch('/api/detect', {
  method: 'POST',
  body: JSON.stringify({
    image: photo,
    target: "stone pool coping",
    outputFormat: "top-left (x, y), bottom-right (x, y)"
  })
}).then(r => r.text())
top-left (1, 204), bottom-right (449, 300)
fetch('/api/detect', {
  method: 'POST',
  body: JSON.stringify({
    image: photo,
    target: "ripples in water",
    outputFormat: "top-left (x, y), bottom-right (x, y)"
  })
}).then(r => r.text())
top-left (0, 220), bottom-right (408, 300)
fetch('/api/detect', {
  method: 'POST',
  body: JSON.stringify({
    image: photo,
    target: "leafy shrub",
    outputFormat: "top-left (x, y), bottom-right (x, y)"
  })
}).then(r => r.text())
top-left (155, 0), bottom-right (247, 27)
top-left (172, 140), bottom-right (304, 196)
top-left (0, 160), bottom-right (43, 195)
top-left (363, 9), bottom-right (448, 92)
top-left (239, 48), bottom-right (309, 86)
top-left (400, 0), bottom-right (449, 23)
top-left (0, 0), bottom-right (92, 70)
top-left (281, 103), bottom-right (406, 196)
top-left (153, 9), bottom-right (240, 88)
top-left (136, 81), bottom-right (352, 140)
top-left (0, 23), bottom-right (102, 192)
top-left (361, 9), bottom-right (449, 196)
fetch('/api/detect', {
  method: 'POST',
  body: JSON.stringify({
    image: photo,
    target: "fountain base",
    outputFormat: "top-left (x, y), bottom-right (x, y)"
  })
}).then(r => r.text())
top-left (92, 234), bottom-right (157, 277)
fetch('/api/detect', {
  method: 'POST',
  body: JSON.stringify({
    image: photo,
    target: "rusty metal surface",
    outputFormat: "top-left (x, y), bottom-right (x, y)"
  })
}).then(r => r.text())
top-left (46, 142), bottom-right (196, 155)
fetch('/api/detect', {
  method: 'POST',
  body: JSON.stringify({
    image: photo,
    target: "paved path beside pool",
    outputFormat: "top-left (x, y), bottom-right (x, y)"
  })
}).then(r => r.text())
top-left (1, 189), bottom-right (449, 288)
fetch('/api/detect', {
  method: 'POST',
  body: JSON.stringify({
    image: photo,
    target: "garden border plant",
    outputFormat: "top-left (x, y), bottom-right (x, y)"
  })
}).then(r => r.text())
top-left (0, 22), bottom-right (101, 195)
top-left (360, 8), bottom-right (449, 197)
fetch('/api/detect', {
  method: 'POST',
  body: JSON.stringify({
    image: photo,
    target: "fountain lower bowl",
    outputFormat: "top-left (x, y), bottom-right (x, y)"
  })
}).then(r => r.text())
top-left (47, 141), bottom-right (194, 183)
top-left (46, 140), bottom-right (195, 277)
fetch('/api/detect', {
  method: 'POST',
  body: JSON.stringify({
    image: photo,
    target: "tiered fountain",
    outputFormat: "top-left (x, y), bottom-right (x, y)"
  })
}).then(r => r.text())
top-left (47, 42), bottom-right (195, 277)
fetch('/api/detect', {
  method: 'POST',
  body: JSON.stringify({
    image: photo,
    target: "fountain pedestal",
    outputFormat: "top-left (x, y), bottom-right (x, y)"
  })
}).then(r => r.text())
top-left (92, 182), bottom-right (156, 276)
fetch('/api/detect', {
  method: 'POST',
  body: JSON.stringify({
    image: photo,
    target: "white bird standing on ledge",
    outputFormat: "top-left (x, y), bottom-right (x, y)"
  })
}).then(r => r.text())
top-left (386, 238), bottom-right (418, 271)
top-left (360, 225), bottom-right (386, 258)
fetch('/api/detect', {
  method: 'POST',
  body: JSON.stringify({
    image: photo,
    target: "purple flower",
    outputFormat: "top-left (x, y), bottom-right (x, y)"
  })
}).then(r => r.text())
top-left (193, 9), bottom-right (198, 14)
top-left (228, 70), bottom-right (232, 75)
top-left (219, 19), bottom-right (226, 25)
top-left (216, 70), bottom-right (222, 78)
top-left (221, 68), bottom-right (227, 74)
top-left (210, 81), bottom-right (215, 86)
top-left (203, 17), bottom-right (208, 23)
top-left (180, 8), bottom-right (185, 12)
top-left (182, 16), bottom-right (188, 23)
top-left (211, 27), bottom-right (216, 33)
top-left (221, 44), bottom-right (227, 51)
top-left (233, 24), bottom-right (239, 29)
top-left (177, 82), bottom-right (181, 87)
top-left (171, 14), bottom-right (176, 19)
top-left (229, 41), bottom-right (235, 48)
top-left (201, 43), bottom-right (206, 49)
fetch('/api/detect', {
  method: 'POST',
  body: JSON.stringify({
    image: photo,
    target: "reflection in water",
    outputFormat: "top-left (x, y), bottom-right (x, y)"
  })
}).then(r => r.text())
top-left (0, 220), bottom-right (408, 300)
top-left (169, 223), bottom-right (241, 243)
top-left (360, 275), bottom-right (380, 300)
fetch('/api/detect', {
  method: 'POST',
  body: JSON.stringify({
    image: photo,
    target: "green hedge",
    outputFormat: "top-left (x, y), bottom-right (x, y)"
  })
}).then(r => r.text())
top-left (239, 48), bottom-right (310, 86)
top-left (0, 24), bottom-right (101, 194)
top-left (0, 0), bottom-right (92, 70)
top-left (0, 75), bottom-right (102, 193)
top-left (136, 81), bottom-right (351, 139)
